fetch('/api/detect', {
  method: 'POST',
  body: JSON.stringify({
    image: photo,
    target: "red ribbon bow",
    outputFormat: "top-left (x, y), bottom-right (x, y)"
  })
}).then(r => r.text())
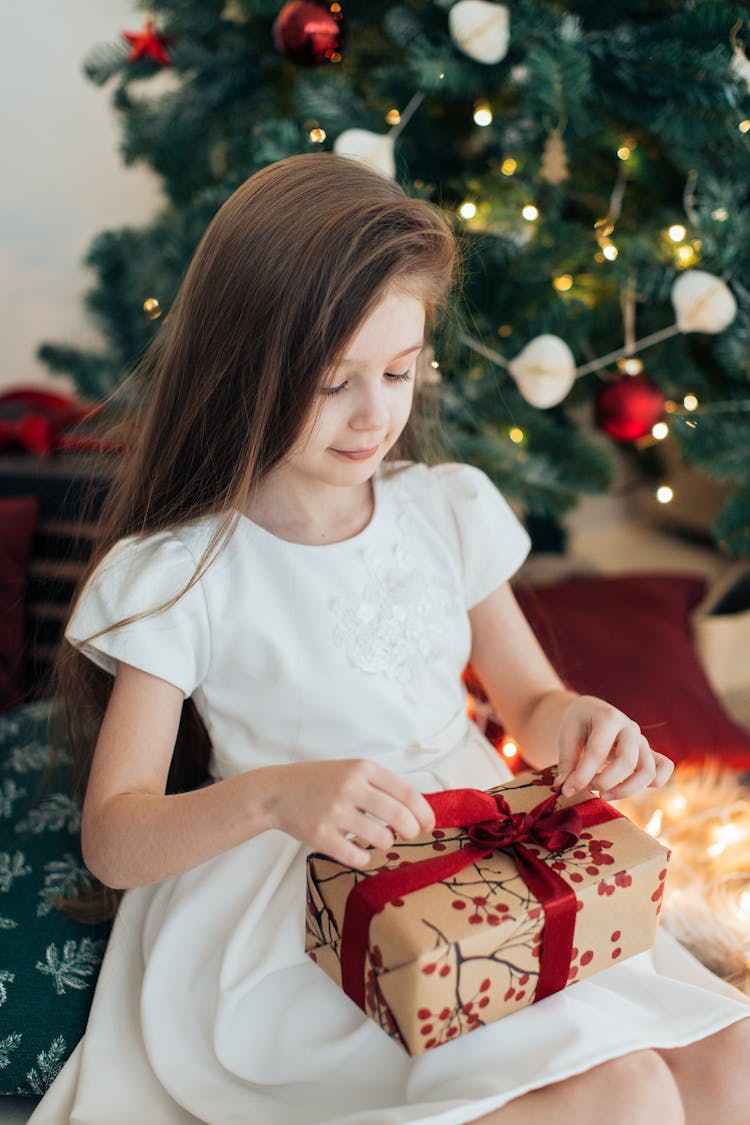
top-left (339, 786), bottom-right (621, 1016)
top-left (467, 792), bottom-right (582, 853)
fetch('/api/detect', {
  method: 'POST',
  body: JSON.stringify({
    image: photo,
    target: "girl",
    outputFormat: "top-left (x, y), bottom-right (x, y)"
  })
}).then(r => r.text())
top-left (32, 154), bottom-right (748, 1125)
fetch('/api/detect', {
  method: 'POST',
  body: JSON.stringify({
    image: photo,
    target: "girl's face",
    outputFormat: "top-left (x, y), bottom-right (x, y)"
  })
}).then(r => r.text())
top-left (286, 286), bottom-right (426, 490)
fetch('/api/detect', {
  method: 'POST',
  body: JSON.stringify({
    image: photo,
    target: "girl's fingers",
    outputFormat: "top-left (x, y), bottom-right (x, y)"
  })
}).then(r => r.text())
top-left (648, 752), bottom-right (675, 788)
top-left (344, 809), bottom-right (399, 852)
top-left (598, 741), bottom-right (665, 800)
top-left (331, 833), bottom-right (374, 870)
top-left (593, 727), bottom-right (648, 794)
top-left (368, 769), bottom-right (435, 835)
top-left (558, 716), bottom-right (632, 795)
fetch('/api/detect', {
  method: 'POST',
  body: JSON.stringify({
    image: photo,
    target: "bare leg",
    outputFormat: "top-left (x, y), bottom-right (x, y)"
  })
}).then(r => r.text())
top-left (657, 1017), bottom-right (750, 1125)
top-left (466, 1049), bottom-right (684, 1125)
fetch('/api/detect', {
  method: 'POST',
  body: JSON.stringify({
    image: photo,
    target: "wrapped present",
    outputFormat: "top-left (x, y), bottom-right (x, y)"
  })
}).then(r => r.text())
top-left (305, 768), bottom-right (670, 1055)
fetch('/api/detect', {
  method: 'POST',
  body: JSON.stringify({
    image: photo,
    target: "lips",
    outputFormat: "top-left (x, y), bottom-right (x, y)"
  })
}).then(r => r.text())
top-left (330, 445), bottom-right (380, 461)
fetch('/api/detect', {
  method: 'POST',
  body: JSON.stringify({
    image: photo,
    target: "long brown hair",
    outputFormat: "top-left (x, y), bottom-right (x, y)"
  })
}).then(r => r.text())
top-left (57, 153), bottom-right (458, 920)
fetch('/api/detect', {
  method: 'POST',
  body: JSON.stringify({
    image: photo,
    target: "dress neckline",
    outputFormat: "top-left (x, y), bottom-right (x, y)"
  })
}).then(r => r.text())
top-left (236, 467), bottom-right (388, 550)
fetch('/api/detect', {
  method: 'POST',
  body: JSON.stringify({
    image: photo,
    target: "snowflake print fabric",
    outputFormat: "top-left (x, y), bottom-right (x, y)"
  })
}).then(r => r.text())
top-left (0, 702), bottom-right (112, 1096)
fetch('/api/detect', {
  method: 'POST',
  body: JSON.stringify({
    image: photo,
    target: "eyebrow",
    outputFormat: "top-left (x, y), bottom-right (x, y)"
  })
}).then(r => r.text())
top-left (339, 340), bottom-right (425, 367)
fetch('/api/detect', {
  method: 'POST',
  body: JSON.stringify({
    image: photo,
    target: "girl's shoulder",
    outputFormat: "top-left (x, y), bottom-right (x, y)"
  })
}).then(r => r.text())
top-left (382, 459), bottom-right (508, 511)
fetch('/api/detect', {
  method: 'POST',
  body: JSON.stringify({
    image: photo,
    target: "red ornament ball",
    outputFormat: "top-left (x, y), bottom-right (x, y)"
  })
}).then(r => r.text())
top-left (272, 1), bottom-right (344, 66)
top-left (595, 369), bottom-right (666, 443)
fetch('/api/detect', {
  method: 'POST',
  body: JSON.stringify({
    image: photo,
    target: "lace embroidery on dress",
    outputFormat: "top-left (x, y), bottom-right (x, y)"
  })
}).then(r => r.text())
top-left (330, 476), bottom-right (459, 700)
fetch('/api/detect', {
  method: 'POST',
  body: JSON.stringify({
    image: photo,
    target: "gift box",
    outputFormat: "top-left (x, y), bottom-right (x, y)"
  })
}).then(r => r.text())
top-left (305, 768), bottom-right (670, 1055)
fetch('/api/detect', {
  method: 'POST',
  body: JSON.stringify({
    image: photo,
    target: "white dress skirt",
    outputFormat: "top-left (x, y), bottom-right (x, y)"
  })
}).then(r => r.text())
top-left (29, 463), bottom-right (750, 1124)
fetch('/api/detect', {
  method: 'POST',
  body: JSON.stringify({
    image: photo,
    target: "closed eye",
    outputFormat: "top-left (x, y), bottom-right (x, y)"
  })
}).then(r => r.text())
top-left (321, 370), bottom-right (414, 396)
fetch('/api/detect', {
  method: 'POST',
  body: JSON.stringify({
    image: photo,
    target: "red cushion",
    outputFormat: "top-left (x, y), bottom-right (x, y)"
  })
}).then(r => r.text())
top-left (511, 573), bottom-right (750, 770)
top-left (0, 496), bottom-right (39, 710)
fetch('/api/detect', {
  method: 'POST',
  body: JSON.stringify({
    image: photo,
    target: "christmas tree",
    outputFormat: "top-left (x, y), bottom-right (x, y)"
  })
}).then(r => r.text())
top-left (39, 0), bottom-right (750, 553)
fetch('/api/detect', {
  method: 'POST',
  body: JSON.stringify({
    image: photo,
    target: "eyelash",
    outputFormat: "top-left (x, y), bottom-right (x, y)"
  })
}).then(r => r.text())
top-left (321, 370), bottom-right (414, 396)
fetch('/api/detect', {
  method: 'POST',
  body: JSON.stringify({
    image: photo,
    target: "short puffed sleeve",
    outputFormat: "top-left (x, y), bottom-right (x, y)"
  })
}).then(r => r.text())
top-left (432, 463), bottom-right (531, 609)
top-left (65, 531), bottom-right (211, 696)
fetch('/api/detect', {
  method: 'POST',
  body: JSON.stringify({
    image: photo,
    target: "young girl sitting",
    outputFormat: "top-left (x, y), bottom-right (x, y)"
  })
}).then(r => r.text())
top-left (31, 153), bottom-right (748, 1125)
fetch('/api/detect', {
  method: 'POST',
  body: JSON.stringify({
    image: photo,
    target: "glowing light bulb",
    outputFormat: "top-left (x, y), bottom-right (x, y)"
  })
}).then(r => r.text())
top-left (739, 119), bottom-right (750, 134)
top-left (385, 108), bottom-right (401, 125)
top-left (619, 357), bottom-right (643, 375)
top-left (668, 224), bottom-right (687, 242)
top-left (521, 204), bottom-right (539, 221)
top-left (656, 485), bottom-right (674, 505)
top-left (459, 201), bottom-right (477, 219)
top-left (553, 275), bottom-right (573, 292)
top-left (501, 739), bottom-right (519, 758)
top-left (683, 393), bottom-right (699, 411)
top-left (617, 145), bottom-right (631, 160)
top-left (652, 421), bottom-right (669, 440)
top-left (308, 127), bottom-right (326, 143)
top-left (501, 157), bottom-right (517, 175)
top-left (143, 297), bottom-right (162, 319)
top-left (677, 245), bottom-right (696, 264)
top-left (602, 243), bottom-right (618, 260)
top-left (473, 102), bottom-right (493, 126)
top-left (508, 427), bottom-right (525, 444)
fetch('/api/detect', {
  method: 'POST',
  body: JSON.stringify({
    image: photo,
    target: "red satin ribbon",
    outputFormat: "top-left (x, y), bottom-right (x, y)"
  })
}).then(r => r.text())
top-left (340, 787), bottom-right (621, 1013)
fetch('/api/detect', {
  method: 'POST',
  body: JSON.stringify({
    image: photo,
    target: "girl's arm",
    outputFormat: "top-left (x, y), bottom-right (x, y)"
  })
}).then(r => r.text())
top-left (82, 661), bottom-right (435, 889)
top-left (468, 582), bottom-right (673, 800)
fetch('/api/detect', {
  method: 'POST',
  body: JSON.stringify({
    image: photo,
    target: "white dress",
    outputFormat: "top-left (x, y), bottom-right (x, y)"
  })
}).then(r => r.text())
top-left (30, 462), bottom-right (749, 1125)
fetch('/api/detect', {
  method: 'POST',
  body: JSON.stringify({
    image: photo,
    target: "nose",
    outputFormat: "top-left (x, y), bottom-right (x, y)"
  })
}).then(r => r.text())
top-left (349, 382), bottom-right (390, 432)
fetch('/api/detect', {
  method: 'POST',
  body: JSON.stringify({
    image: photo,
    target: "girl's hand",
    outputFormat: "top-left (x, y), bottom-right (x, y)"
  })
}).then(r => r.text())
top-left (554, 695), bottom-right (674, 801)
top-left (269, 759), bottom-right (435, 869)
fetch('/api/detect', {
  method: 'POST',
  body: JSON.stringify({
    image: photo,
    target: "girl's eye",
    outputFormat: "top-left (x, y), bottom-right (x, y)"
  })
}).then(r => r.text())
top-left (320, 370), bottom-right (413, 396)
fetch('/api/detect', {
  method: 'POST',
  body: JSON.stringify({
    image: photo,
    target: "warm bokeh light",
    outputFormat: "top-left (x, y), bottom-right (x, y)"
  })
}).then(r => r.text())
top-left (712, 207), bottom-right (729, 221)
top-left (521, 204), bottom-right (539, 221)
top-left (308, 127), bottom-right (326, 143)
top-left (617, 145), bottom-right (631, 160)
top-left (652, 421), bottom-right (669, 440)
top-left (602, 243), bottom-right (618, 260)
top-left (501, 739), bottom-right (519, 759)
top-left (501, 157), bottom-right (517, 175)
top-left (739, 119), bottom-right (750, 133)
top-left (656, 485), bottom-right (674, 504)
top-left (143, 297), bottom-right (162, 319)
top-left (683, 393), bottom-right (699, 411)
top-left (459, 201), bottom-right (477, 219)
top-left (619, 357), bottom-right (643, 375)
top-left (498, 324), bottom-right (513, 337)
top-left (553, 274), bottom-right (574, 292)
top-left (473, 102), bottom-right (493, 126)
top-left (385, 108), bottom-right (401, 125)
top-left (508, 427), bottom-right (525, 444)
top-left (668, 224), bottom-right (687, 242)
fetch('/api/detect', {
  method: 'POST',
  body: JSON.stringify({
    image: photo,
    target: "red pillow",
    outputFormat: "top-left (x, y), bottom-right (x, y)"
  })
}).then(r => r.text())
top-left (0, 496), bottom-right (39, 710)
top-left (511, 573), bottom-right (750, 770)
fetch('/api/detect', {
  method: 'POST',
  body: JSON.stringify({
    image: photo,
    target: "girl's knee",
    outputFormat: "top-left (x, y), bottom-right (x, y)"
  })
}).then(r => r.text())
top-left (688, 1018), bottom-right (750, 1099)
top-left (601, 1050), bottom-right (684, 1125)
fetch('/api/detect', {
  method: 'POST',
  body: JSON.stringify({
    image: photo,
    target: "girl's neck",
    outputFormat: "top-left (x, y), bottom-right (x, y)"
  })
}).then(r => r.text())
top-left (243, 473), bottom-right (376, 546)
